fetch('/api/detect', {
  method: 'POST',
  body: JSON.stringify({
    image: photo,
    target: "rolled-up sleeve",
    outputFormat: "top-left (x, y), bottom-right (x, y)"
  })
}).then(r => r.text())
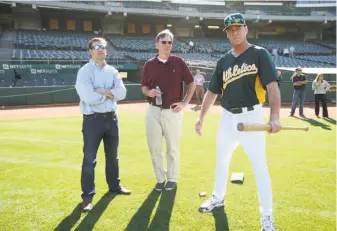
top-left (75, 67), bottom-right (106, 105)
top-left (110, 69), bottom-right (127, 101)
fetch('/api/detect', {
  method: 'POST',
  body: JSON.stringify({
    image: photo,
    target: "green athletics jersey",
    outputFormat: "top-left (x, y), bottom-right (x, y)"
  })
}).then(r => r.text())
top-left (208, 45), bottom-right (278, 109)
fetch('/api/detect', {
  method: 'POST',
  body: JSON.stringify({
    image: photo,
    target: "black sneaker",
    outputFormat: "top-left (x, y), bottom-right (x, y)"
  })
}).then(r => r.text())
top-left (154, 182), bottom-right (165, 191)
top-left (164, 181), bottom-right (176, 191)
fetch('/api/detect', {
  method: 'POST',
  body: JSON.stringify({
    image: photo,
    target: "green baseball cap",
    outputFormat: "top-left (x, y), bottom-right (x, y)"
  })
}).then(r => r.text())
top-left (223, 13), bottom-right (246, 31)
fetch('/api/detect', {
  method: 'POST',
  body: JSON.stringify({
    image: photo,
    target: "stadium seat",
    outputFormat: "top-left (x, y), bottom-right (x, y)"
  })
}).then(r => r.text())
top-left (14, 30), bottom-right (95, 51)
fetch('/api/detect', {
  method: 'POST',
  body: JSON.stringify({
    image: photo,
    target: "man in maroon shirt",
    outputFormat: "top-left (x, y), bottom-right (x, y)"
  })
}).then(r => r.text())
top-left (141, 29), bottom-right (195, 191)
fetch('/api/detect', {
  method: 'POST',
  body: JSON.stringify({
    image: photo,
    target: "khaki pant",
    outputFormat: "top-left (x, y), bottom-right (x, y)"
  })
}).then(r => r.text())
top-left (145, 104), bottom-right (183, 183)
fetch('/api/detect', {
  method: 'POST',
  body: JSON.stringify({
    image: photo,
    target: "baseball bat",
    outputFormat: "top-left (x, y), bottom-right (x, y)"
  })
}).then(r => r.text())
top-left (237, 123), bottom-right (309, 132)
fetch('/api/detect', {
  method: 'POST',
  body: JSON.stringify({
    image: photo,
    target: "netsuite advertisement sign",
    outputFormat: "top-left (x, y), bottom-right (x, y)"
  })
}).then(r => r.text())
top-left (1, 63), bottom-right (138, 72)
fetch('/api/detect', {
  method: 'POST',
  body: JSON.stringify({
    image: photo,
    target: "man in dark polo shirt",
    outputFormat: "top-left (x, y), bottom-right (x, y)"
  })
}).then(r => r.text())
top-left (194, 13), bottom-right (281, 231)
top-left (290, 67), bottom-right (308, 117)
top-left (141, 29), bottom-right (195, 191)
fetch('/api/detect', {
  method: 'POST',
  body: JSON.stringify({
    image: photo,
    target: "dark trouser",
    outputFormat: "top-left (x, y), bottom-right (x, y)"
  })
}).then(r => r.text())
top-left (195, 86), bottom-right (205, 105)
top-left (81, 112), bottom-right (120, 199)
top-left (290, 89), bottom-right (305, 115)
top-left (315, 94), bottom-right (329, 117)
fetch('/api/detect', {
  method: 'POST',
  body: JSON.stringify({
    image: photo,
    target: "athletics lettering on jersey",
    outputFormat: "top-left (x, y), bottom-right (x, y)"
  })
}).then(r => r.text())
top-left (222, 63), bottom-right (258, 90)
top-left (208, 45), bottom-right (278, 109)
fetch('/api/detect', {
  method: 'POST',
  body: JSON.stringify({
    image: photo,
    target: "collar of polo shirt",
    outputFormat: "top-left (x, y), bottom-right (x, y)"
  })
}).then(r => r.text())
top-left (156, 54), bottom-right (171, 64)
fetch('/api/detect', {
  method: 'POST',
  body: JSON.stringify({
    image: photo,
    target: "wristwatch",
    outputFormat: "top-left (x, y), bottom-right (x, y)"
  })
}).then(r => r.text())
top-left (183, 99), bottom-right (189, 105)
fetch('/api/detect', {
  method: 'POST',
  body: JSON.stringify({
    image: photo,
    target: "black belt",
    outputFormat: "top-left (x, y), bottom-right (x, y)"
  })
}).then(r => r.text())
top-left (84, 111), bottom-right (115, 118)
top-left (226, 106), bottom-right (254, 114)
top-left (149, 102), bottom-right (175, 110)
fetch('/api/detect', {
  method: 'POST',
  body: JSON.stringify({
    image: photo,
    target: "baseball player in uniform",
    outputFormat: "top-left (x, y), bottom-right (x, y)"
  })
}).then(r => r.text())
top-left (195, 13), bottom-right (281, 231)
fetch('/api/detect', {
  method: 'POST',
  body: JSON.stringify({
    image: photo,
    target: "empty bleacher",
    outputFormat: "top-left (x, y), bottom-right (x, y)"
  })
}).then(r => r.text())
top-left (253, 39), bottom-right (334, 55)
top-left (11, 49), bottom-right (124, 61)
top-left (106, 35), bottom-right (182, 53)
top-left (8, 30), bottom-right (336, 68)
top-left (0, 27), bottom-right (334, 88)
top-left (295, 55), bottom-right (336, 66)
top-left (107, 35), bottom-right (155, 52)
top-left (209, 39), bottom-right (233, 53)
top-left (124, 51), bottom-right (335, 68)
top-left (316, 40), bottom-right (336, 49)
top-left (65, 1), bottom-right (104, 5)
top-left (14, 30), bottom-right (95, 51)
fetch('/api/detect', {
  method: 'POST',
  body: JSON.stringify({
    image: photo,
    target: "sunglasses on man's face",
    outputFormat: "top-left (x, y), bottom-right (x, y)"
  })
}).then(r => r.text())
top-left (91, 45), bottom-right (106, 50)
top-left (160, 41), bottom-right (172, 45)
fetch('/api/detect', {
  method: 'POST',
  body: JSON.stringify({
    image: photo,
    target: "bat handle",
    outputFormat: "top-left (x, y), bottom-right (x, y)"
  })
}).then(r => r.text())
top-left (237, 123), bottom-right (271, 131)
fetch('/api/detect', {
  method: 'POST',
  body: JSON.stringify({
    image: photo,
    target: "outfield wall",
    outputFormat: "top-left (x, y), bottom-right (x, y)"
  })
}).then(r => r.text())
top-left (0, 82), bottom-right (335, 107)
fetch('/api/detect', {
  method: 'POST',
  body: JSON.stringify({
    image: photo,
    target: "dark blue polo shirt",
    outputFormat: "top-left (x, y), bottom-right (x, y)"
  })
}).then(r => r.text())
top-left (292, 74), bottom-right (307, 90)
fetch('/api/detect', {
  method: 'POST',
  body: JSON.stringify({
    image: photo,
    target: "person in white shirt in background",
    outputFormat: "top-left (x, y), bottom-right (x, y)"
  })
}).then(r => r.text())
top-left (312, 73), bottom-right (331, 118)
top-left (289, 46), bottom-right (295, 57)
top-left (193, 69), bottom-right (205, 111)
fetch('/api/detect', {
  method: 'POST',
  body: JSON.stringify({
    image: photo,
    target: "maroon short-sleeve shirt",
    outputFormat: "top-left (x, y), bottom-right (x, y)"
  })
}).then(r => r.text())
top-left (141, 55), bottom-right (194, 107)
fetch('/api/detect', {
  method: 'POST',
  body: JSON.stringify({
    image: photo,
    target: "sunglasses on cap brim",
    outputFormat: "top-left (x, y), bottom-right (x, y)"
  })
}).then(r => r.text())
top-left (91, 45), bottom-right (106, 50)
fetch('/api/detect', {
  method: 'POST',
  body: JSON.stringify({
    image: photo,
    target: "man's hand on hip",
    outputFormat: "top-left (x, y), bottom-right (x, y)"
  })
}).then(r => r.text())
top-left (171, 101), bottom-right (186, 113)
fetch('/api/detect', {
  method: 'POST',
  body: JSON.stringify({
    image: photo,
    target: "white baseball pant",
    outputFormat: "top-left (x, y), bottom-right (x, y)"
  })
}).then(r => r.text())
top-left (213, 104), bottom-right (273, 215)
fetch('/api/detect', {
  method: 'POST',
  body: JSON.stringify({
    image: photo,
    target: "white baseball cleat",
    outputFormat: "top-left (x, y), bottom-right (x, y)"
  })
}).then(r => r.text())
top-left (261, 215), bottom-right (276, 231)
top-left (198, 196), bottom-right (224, 213)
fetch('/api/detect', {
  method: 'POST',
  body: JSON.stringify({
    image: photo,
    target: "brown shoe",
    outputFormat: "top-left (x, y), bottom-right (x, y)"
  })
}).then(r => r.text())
top-left (82, 197), bottom-right (93, 212)
top-left (118, 187), bottom-right (131, 195)
top-left (110, 186), bottom-right (131, 195)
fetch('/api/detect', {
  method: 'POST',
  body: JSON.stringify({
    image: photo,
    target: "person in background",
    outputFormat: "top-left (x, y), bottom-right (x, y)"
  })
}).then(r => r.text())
top-left (312, 73), bottom-right (331, 118)
top-left (193, 69), bottom-right (206, 110)
top-left (290, 67), bottom-right (308, 117)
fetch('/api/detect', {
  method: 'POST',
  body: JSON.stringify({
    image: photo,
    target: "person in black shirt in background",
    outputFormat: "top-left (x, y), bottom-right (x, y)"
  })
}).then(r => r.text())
top-left (290, 67), bottom-right (308, 117)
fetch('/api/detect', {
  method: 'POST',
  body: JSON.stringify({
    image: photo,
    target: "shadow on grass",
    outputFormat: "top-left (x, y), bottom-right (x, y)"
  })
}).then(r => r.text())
top-left (54, 203), bottom-right (82, 231)
top-left (124, 189), bottom-right (160, 231)
top-left (74, 192), bottom-right (117, 231)
top-left (124, 187), bottom-right (177, 231)
top-left (212, 207), bottom-right (229, 231)
top-left (324, 117), bottom-right (336, 125)
top-left (295, 116), bottom-right (332, 130)
top-left (147, 187), bottom-right (177, 231)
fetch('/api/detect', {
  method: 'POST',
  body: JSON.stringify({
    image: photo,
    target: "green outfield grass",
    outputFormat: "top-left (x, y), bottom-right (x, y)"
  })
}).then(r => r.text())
top-left (0, 112), bottom-right (335, 231)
